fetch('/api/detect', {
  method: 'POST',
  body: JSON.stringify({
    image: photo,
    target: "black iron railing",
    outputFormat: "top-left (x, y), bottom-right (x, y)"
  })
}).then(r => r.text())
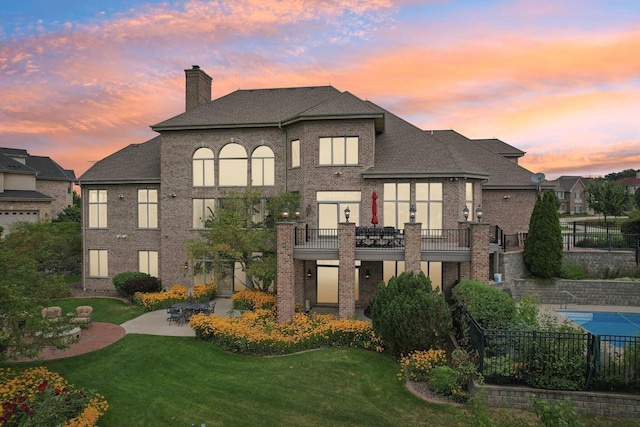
top-left (465, 315), bottom-right (640, 392)
top-left (420, 228), bottom-right (470, 251)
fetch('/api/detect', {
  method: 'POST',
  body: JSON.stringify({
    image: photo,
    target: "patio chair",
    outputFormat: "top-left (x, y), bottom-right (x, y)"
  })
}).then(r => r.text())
top-left (202, 301), bottom-right (216, 315)
top-left (71, 306), bottom-right (93, 328)
top-left (167, 307), bottom-right (184, 326)
top-left (41, 306), bottom-right (62, 322)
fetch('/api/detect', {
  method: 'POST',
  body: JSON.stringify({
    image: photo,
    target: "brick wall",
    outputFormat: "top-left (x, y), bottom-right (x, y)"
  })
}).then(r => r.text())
top-left (471, 382), bottom-right (640, 418)
top-left (338, 222), bottom-right (356, 318)
top-left (36, 179), bottom-right (72, 218)
top-left (482, 189), bottom-right (536, 234)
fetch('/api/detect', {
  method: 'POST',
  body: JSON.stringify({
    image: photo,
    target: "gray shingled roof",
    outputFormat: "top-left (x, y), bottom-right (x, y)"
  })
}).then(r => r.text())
top-left (27, 156), bottom-right (76, 180)
top-left (473, 138), bottom-right (525, 158)
top-left (0, 190), bottom-right (54, 201)
top-left (0, 153), bottom-right (37, 175)
top-left (548, 176), bottom-right (584, 192)
top-left (78, 136), bottom-right (161, 183)
top-left (152, 86), bottom-right (350, 130)
top-left (0, 147), bottom-right (28, 157)
top-left (429, 131), bottom-right (538, 188)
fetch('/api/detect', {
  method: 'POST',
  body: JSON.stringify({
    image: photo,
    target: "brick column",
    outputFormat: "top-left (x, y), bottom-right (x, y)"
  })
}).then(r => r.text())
top-left (276, 222), bottom-right (295, 322)
top-left (404, 222), bottom-right (422, 274)
top-left (338, 222), bottom-right (356, 319)
top-left (470, 222), bottom-right (491, 283)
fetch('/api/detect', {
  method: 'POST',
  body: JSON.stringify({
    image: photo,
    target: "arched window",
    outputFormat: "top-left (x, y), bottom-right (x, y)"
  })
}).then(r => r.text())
top-left (219, 143), bottom-right (248, 186)
top-left (193, 147), bottom-right (214, 187)
top-left (251, 145), bottom-right (275, 186)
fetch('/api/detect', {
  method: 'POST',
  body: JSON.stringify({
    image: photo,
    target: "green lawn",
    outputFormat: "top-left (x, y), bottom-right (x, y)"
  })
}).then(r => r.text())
top-left (51, 297), bottom-right (145, 324)
top-left (4, 298), bottom-right (639, 426)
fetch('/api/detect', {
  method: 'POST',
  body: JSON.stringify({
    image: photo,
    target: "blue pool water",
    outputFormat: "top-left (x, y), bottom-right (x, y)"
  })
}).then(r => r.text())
top-left (559, 311), bottom-right (640, 337)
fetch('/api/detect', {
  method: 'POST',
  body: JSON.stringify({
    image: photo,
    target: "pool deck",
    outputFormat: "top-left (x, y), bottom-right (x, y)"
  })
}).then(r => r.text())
top-left (542, 304), bottom-right (640, 326)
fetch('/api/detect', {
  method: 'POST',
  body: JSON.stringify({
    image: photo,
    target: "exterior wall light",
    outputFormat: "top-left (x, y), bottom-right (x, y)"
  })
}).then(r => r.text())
top-left (294, 206), bottom-right (301, 220)
top-left (282, 207), bottom-right (290, 220)
top-left (344, 206), bottom-right (350, 222)
top-left (476, 205), bottom-right (483, 222)
top-left (365, 270), bottom-right (371, 280)
top-left (409, 205), bottom-right (416, 223)
top-left (119, 194), bottom-right (124, 200)
top-left (463, 205), bottom-right (469, 222)
top-left (307, 269), bottom-right (312, 278)
top-left (183, 261), bottom-right (189, 271)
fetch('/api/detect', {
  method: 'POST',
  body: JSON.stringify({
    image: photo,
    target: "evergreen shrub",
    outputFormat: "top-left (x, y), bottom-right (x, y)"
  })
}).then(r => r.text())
top-left (113, 271), bottom-right (151, 297)
top-left (451, 280), bottom-right (517, 329)
top-left (370, 271), bottom-right (452, 358)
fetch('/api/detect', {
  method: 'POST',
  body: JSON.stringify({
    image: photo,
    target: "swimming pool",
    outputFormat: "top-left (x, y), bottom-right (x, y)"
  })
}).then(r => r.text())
top-left (558, 311), bottom-right (640, 337)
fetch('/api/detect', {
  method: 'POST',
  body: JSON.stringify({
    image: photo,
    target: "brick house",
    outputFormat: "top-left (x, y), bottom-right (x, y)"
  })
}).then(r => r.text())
top-left (78, 65), bottom-right (541, 318)
top-left (547, 176), bottom-right (594, 214)
top-left (0, 147), bottom-right (75, 234)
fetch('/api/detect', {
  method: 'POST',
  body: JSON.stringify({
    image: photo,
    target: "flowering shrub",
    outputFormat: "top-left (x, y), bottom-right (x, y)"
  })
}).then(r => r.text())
top-left (190, 309), bottom-right (383, 356)
top-left (231, 290), bottom-right (277, 311)
top-left (0, 367), bottom-right (108, 426)
top-left (133, 283), bottom-right (216, 311)
top-left (398, 349), bottom-right (448, 381)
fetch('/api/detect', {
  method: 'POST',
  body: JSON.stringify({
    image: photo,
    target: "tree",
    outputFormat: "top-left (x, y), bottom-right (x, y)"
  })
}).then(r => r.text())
top-left (0, 226), bottom-right (75, 361)
top-left (604, 169), bottom-right (637, 181)
top-left (188, 188), bottom-right (299, 292)
top-left (524, 191), bottom-right (563, 279)
top-left (585, 179), bottom-right (631, 222)
top-left (54, 191), bottom-right (82, 223)
top-left (634, 188), bottom-right (640, 210)
top-left (370, 271), bottom-right (452, 358)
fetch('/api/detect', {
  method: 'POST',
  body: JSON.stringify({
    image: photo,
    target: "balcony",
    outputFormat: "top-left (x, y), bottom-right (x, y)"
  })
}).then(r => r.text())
top-left (293, 226), bottom-right (472, 262)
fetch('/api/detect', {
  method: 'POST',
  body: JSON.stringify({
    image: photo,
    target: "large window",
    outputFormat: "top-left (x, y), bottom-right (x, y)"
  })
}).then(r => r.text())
top-left (251, 146), bottom-right (275, 186)
top-left (317, 260), bottom-right (360, 304)
top-left (193, 147), bottom-right (215, 187)
top-left (291, 139), bottom-right (300, 168)
top-left (89, 249), bottom-right (108, 277)
top-left (317, 191), bottom-right (361, 229)
top-left (383, 183), bottom-right (410, 229)
top-left (319, 136), bottom-right (358, 165)
top-left (465, 182), bottom-right (474, 222)
top-left (138, 189), bottom-right (158, 228)
top-left (383, 261), bottom-right (442, 290)
top-left (219, 143), bottom-right (247, 186)
top-left (138, 250), bottom-right (158, 277)
top-left (193, 198), bottom-right (216, 228)
top-left (415, 183), bottom-right (443, 230)
top-left (88, 190), bottom-right (107, 228)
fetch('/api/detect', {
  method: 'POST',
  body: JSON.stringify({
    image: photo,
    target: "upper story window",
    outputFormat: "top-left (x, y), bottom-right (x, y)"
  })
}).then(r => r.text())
top-left (416, 183), bottom-right (443, 229)
top-left (575, 192), bottom-right (581, 200)
top-left (138, 189), bottom-right (158, 228)
top-left (251, 146), bottom-right (275, 187)
top-left (219, 143), bottom-right (247, 186)
top-left (88, 189), bottom-right (107, 228)
top-left (465, 182), bottom-right (475, 222)
top-left (193, 147), bottom-right (215, 187)
top-left (383, 183), bottom-right (410, 229)
top-left (291, 140), bottom-right (300, 168)
top-left (319, 136), bottom-right (358, 165)
top-left (193, 198), bottom-right (216, 229)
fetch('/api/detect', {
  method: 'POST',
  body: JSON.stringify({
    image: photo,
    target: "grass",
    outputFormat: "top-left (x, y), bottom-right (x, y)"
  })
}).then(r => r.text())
top-left (51, 297), bottom-right (145, 324)
top-left (4, 298), bottom-right (639, 426)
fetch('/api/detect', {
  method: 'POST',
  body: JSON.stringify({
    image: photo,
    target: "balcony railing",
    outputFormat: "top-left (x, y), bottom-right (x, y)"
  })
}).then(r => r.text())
top-left (421, 228), bottom-right (470, 251)
top-left (294, 226), bottom-right (471, 252)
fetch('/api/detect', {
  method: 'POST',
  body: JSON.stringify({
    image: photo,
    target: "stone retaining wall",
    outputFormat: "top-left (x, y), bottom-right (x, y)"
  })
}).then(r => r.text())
top-left (470, 382), bottom-right (640, 418)
top-left (500, 278), bottom-right (640, 305)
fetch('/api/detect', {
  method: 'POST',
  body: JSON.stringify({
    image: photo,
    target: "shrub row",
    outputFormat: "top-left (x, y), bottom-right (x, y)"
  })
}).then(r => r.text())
top-left (451, 279), bottom-right (517, 329)
top-left (189, 309), bottom-right (383, 356)
top-left (132, 284), bottom-right (216, 311)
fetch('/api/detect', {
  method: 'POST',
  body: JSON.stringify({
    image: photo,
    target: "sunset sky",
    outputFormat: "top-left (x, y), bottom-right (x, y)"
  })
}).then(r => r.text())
top-left (1, 0), bottom-right (639, 181)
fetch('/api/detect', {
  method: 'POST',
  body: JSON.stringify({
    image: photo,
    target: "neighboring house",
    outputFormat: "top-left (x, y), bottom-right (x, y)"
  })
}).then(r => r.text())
top-left (0, 147), bottom-right (75, 234)
top-left (79, 65), bottom-right (542, 317)
top-left (547, 176), bottom-right (594, 214)
top-left (615, 171), bottom-right (640, 195)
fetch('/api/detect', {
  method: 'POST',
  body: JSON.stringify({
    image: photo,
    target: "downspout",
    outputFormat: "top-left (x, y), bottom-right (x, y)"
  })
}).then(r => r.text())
top-left (79, 180), bottom-right (86, 291)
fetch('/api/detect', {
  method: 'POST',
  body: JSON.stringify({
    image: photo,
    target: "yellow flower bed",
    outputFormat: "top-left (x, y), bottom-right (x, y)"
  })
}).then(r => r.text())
top-left (0, 367), bottom-right (108, 426)
top-left (190, 309), bottom-right (383, 356)
top-left (133, 283), bottom-right (216, 311)
top-left (231, 289), bottom-right (277, 310)
top-left (398, 349), bottom-right (448, 381)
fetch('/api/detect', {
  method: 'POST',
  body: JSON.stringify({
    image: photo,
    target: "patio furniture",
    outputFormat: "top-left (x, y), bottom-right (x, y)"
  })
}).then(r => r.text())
top-left (201, 301), bottom-right (216, 315)
top-left (167, 307), bottom-right (184, 326)
top-left (41, 306), bottom-right (62, 322)
top-left (71, 306), bottom-right (93, 328)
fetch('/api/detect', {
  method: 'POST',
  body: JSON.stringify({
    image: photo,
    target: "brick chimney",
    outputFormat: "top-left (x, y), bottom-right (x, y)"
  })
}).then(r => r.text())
top-left (185, 65), bottom-right (212, 112)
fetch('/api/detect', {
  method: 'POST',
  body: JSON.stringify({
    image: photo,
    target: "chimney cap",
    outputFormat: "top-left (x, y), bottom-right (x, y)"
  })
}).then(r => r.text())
top-left (192, 65), bottom-right (200, 69)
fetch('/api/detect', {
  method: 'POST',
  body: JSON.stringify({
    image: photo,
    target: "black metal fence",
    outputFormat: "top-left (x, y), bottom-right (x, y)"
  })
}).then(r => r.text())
top-left (466, 316), bottom-right (640, 392)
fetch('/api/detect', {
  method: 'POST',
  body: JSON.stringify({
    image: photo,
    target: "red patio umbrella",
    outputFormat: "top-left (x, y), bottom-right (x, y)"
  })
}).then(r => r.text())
top-left (371, 191), bottom-right (379, 225)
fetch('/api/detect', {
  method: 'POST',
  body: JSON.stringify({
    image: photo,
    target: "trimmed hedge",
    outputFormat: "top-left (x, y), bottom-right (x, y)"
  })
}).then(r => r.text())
top-left (451, 280), bottom-right (517, 329)
top-left (113, 271), bottom-right (150, 297)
